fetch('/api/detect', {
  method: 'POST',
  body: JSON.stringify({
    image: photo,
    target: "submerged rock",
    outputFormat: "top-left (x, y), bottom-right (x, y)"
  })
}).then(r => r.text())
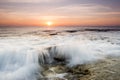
top-left (54, 57), bottom-right (65, 62)
top-left (40, 64), bottom-right (90, 80)
top-left (66, 65), bottom-right (90, 75)
top-left (49, 33), bottom-right (58, 36)
top-left (65, 65), bottom-right (91, 80)
top-left (38, 47), bottom-right (91, 80)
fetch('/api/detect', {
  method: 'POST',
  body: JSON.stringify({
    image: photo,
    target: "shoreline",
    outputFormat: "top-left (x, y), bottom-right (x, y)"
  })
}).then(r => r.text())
top-left (38, 57), bottom-right (120, 80)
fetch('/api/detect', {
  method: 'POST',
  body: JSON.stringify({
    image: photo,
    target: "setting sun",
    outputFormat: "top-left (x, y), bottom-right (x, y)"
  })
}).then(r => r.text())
top-left (46, 21), bottom-right (53, 26)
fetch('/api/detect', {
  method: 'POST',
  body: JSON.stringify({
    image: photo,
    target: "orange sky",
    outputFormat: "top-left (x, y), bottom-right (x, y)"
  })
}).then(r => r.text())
top-left (0, 0), bottom-right (120, 26)
top-left (1, 16), bottom-right (120, 26)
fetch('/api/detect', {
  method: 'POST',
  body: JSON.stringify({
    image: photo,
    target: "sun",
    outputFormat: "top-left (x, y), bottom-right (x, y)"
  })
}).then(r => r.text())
top-left (46, 21), bottom-right (53, 26)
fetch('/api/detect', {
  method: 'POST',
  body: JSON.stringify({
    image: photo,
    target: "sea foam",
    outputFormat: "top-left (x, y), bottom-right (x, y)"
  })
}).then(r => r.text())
top-left (0, 30), bottom-right (120, 80)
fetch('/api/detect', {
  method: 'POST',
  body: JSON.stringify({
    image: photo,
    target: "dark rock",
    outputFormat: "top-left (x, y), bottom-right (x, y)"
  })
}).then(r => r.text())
top-left (49, 33), bottom-right (58, 35)
top-left (54, 57), bottom-right (65, 62)
top-left (66, 65), bottom-right (90, 75)
top-left (65, 30), bottom-right (78, 33)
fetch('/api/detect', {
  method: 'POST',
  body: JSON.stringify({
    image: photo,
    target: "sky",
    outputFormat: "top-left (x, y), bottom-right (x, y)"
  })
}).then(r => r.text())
top-left (0, 0), bottom-right (120, 26)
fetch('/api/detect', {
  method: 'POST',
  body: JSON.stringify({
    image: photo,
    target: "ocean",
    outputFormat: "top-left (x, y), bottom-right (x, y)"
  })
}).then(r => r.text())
top-left (0, 26), bottom-right (120, 80)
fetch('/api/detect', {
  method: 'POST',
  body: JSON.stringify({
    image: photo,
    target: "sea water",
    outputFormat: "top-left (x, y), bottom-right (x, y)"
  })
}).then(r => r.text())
top-left (0, 26), bottom-right (120, 80)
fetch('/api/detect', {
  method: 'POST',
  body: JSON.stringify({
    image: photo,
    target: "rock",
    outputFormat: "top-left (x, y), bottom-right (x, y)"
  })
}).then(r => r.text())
top-left (42, 69), bottom-right (55, 76)
top-left (49, 33), bottom-right (58, 36)
top-left (65, 30), bottom-right (78, 33)
top-left (66, 65), bottom-right (90, 75)
top-left (41, 64), bottom-right (90, 80)
top-left (54, 57), bottom-right (65, 62)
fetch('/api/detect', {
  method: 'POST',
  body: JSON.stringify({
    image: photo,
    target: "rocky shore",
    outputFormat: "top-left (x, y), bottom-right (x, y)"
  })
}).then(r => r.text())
top-left (38, 57), bottom-right (120, 80)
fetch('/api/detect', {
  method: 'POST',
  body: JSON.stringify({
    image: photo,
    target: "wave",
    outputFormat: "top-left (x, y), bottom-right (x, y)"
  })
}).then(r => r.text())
top-left (1, 40), bottom-right (120, 80)
top-left (0, 29), bottom-right (120, 80)
top-left (0, 46), bottom-right (42, 80)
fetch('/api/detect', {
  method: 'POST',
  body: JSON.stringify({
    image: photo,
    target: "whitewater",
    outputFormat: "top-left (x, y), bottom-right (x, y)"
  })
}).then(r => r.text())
top-left (0, 27), bottom-right (120, 80)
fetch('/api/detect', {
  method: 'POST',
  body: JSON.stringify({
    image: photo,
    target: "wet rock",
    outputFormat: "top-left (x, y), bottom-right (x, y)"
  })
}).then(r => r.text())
top-left (66, 65), bottom-right (90, 75)
top-left (65, 30), bottom-right (78, 33)
top-left (42, 69), bottom-right (55, 76)
top-left (41, 64), bottom-right (90, 80)
top-left (54, 57), bottom-right (65, 62)
top-left (49, 33), bottom-right (58, 36)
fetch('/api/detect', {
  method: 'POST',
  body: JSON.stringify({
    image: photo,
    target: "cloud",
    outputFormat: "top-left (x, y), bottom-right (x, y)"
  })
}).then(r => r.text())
top-left (47, 4), bottom-right (120, 18)
top-left (0, 3), bottom-right (120, 20)
top-left (0, 0), bottom-right (66, 3)
top-left (0, 0), bottom-right (120, 25)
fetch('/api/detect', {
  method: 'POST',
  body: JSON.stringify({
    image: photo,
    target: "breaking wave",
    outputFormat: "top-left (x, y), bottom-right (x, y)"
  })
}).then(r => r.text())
top-left (0, 40), bottom-right (120, 80)
top-left (0, 27), bottom-right (120, 80)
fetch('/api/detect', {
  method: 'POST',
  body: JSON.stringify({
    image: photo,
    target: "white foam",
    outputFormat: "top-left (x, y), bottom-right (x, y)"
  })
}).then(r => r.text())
top-left (0, 31), bottom-right (120, 80)
top-left (0, 42), bottom-right (42, 80)
top-left (50, 41), bottom-right (120, 66)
